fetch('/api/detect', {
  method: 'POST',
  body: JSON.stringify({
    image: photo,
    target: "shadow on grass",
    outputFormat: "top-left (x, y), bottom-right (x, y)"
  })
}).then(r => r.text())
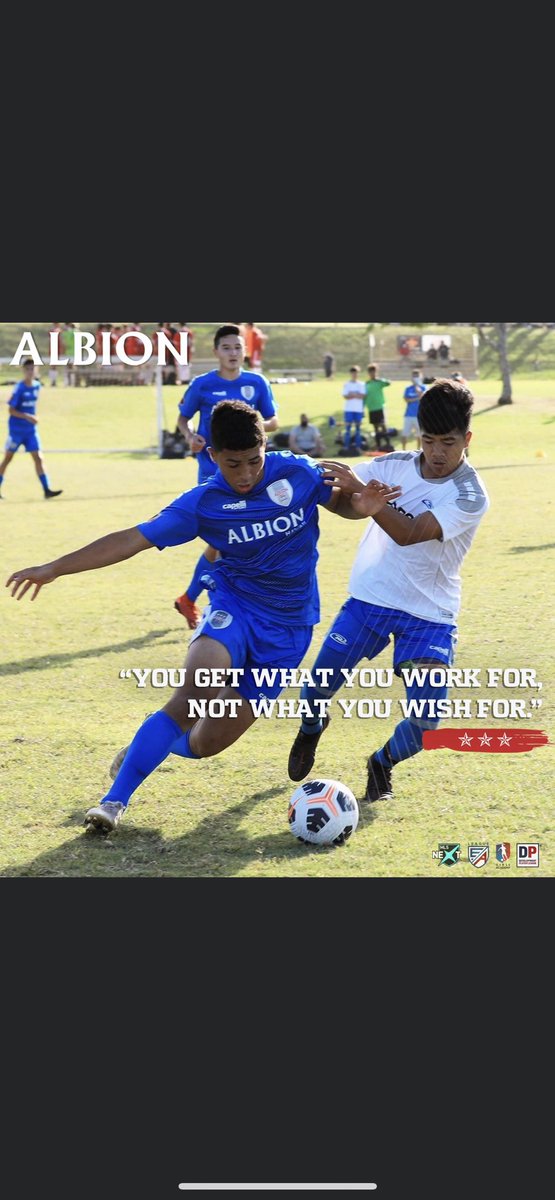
top-left (472, 404), bottom-right (504, 417)
top-left (0, 780), bottom-right (376, 878)
top-left (510, 542), bottom-right (555, 554)
top-left (0, 628), bottom-right (177, 677)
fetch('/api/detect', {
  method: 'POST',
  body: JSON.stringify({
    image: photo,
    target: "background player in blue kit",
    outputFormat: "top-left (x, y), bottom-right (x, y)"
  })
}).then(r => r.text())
top-left (0, 359), bottom-right (63, 501)
top-left (401, 369), bottom-right (426, 450)
top-left (174, 324), bottom-right (279, 629)
top-left (7, 401), bottom-right (401, 834)
top-left (286, 379), bottom-right (490, 803)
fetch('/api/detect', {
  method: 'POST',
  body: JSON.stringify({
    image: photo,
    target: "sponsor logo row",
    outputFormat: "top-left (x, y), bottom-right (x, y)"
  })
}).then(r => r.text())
top-left (432, 843), bottom-right (540, 868)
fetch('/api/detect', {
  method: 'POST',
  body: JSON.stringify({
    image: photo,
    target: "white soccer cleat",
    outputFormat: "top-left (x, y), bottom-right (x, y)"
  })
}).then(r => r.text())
top-left (84, 801), bottom-right (125, 834)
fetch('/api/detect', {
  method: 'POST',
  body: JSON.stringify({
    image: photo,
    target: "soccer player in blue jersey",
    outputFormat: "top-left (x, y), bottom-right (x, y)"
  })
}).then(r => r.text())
top-left (0, 360), bottom-right (63, 501)
top-left (173, 324), bottom-right (279, 629)
top-left (6, 401), bottom-right (401, 833)
top-left (286, 378), bottom-right (490, 803)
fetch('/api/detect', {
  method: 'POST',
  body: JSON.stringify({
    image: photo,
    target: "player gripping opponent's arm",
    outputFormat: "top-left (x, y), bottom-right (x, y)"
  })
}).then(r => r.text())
top-left (322, 467), bottom-right (402, 521)
top-left (6, 528), bottom-right (154, 602)
top-left (322, 460), bottom-right (439, 542)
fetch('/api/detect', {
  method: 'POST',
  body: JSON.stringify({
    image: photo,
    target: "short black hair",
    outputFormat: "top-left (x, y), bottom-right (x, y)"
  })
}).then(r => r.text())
top-left (211, 401), bottom-right (265, 452)
top-left (214, 324), bottom-right (241, 349)
top-left (23, 358), bottom-right (35, 368)
top-left (418, 378), bottom-right (474, 436)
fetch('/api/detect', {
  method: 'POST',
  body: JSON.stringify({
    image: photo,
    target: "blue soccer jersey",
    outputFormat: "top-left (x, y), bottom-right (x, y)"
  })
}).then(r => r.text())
top-left (403, 384), bottom-right (423, 418)
top-left (179, 370), bottom-right (277, 480)
top-left (8, 379), bottom-right (41, 431)
top-left (138, 452), bottom-right (331, 626)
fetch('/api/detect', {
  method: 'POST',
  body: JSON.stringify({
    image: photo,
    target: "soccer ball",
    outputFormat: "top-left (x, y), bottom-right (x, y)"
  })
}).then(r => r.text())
top-left (288, 778), bottom-right (359, 847)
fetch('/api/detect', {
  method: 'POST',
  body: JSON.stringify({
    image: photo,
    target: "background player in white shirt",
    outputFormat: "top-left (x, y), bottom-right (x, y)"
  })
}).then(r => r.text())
top-left (342, 366), bottom-right (367, 452)
top-left (288, 378), bottom-right (490, 803)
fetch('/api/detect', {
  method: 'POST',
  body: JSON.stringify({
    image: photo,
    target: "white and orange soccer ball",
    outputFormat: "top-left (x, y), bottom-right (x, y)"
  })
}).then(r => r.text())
top-left (288, 779), bottom-right (359, 847)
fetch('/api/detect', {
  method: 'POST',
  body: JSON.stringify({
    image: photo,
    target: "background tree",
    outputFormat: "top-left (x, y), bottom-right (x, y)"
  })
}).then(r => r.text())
top-left (474, 323), bottom-right (513, 404)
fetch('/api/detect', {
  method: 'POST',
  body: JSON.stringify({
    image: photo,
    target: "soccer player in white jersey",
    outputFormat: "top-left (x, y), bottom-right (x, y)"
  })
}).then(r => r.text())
top-left (6, 401), bottom-right (400, 833)
top-left (287, 378), bottom-right (490, 803)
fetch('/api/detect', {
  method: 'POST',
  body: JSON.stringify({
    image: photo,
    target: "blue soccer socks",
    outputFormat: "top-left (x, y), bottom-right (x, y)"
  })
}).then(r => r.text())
top-left (104, 712), bottom-right (183, 807)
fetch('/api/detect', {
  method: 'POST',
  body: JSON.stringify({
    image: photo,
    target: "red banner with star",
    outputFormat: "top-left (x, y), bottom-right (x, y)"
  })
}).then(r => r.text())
top-left (423, 729), bottom-right (550, 753)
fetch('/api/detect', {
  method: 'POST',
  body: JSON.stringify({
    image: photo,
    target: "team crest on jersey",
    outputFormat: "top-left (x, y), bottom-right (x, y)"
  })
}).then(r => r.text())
top-left (241, 386), bottom-right (256, 402)
top-left (266, 479), bottom-right (294, 508)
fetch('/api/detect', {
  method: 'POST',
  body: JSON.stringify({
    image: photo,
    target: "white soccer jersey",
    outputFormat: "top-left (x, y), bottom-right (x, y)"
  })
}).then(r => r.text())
top-left (348, 452), bottom-right (490, 624)
top-left (342, 381), bottom-right (366, 414)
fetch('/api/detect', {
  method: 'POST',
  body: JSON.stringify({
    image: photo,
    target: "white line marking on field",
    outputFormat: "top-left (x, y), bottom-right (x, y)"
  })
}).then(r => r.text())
top-left (178, 1186), bottom-right (378, 1192)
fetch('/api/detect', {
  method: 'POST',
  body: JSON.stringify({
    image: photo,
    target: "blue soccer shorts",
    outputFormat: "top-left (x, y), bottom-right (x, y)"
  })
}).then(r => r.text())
top-left (319, 597), bottom-right (457, 678)
top-left (190, 591), bottom-right (313, 702)
top-left (6, 426), bottom-right (41, 454)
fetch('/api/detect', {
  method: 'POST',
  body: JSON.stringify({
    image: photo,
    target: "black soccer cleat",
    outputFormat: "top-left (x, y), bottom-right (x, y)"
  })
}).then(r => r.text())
top-left (365, 753), bottom-right (394, 802)
top-left (45, 489), bottom-right (63, 499)
top-left (288, 715), bottom-right (331, 782)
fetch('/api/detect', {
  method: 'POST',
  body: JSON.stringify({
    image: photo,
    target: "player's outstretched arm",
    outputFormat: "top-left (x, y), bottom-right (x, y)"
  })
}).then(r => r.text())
top-left (323, 473), bottom-right (402, 520)
top-left (6, 528), bottom-right (153, 602)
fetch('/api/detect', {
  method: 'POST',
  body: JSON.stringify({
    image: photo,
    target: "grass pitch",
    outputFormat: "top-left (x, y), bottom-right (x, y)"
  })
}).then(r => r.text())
top-left (1, 377), bottom-right (553, 876)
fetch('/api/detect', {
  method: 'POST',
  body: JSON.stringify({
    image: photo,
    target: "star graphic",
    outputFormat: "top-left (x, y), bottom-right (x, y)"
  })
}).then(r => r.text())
top-left (459, 732), bottom-right (473, 747)
top-left (498, 732), bottom-right (512, 746)
top-left (479, 732), bottom-right (493, 747)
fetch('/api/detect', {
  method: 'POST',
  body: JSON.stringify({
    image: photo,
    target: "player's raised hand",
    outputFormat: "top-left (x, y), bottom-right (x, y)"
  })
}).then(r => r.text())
top-left (351, 479), bottom-right (402, 517)
top-left (6, 564), bottom-right (57, 601)
top-left (321, 460), bottom-right (365, 494)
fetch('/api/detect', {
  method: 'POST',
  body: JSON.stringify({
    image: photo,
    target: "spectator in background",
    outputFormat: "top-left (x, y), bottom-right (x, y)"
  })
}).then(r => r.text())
top-left (289, 414), bottom-right (326, 458)
top-left (427, 342), bottom-right (438, 361)
top-left (401, 369), bottom-right (425, 451)
top-left (48, 323), bottom-right (64, 387)
top-left (242, 322), bottom-right (267, 370)
top-left (126, 323), bottom-right (144, 359)
top-left (342, 366), bottom-right (366, 453)
top-left (110, 325), bottom-right (122, 362)
top-left (126, 323), bottom-right (146, 382)
top-left (438, 340), bottom-right (450, 363)
top-left (323, 351), bottom-right (335, 379)
top-left (178, 323), bottom-right (195, 387)
top-left (364, 363), bottom-right (391, 450)
top-left (251, 324), bottom-right (267, 371)
top-left (63, 323), bottom-right (76, 386)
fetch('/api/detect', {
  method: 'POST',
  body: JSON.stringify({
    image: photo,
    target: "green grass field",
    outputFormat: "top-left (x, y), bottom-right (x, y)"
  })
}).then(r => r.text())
top-left (1, 375), bottom-right (553, 876)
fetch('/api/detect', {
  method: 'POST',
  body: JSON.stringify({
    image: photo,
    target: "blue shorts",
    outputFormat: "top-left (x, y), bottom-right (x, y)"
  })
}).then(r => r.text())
top-left (190, 591), bottom-right (313, 702)
top-left (6, 426), bottom-right (41, 454)
top-left (322, 598), bottom-right (457, 676)
top-left (344, 411), bottom-right (363, 424)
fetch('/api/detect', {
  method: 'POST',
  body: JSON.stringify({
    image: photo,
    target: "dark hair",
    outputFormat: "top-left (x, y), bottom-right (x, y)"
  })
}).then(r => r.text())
top-left (350, 365), bottom-right (360, 373)
top-left (23, 358), bottom-right (35, 367)
top-left (418, 378), bottom-right (474, 436)
top-left (214, 324), bottom-right (241, 349)
top-left (211, 400), bottom-right (265, 452)
top-left (367, 363), bottom-right (377, 372)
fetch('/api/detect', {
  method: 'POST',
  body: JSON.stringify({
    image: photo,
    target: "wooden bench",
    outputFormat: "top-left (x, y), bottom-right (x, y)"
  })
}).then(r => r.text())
top-left (269, 368), bottom-right (322, 383)
top-left (75, 365), bottom-right (141, 387)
